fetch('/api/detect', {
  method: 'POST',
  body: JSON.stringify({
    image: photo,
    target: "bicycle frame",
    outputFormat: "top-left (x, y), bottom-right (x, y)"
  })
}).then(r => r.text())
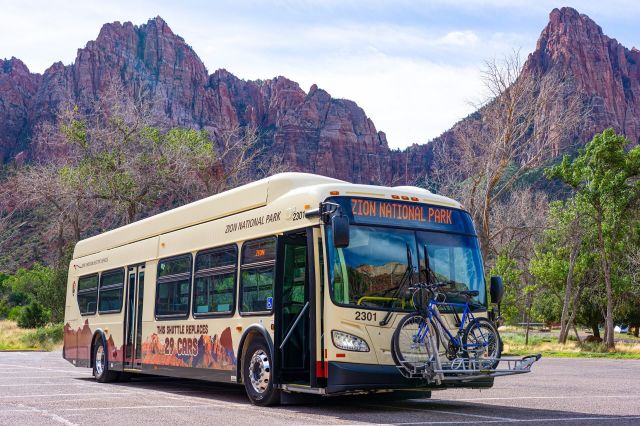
top-left (428, 299), bottom-right (471, 348)
top-left (413, 296), bottom-right (487, 352)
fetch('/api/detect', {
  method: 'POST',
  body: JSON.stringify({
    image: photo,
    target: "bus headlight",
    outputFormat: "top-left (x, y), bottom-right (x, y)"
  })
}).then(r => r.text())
top-left (331, 330), bottom-right (370, 352)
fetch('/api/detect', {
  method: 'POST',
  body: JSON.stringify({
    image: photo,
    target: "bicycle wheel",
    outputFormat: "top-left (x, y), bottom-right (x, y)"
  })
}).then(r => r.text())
top-left (392, 313), bottom-right (440, 373)
top-left (462, 317), bottom-right (501, 369)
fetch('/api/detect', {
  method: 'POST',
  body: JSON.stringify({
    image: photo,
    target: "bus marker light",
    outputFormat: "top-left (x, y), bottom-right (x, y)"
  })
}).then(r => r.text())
top-left (316, 361), bottom-right (329, 378)
top-left (401, 195), bottom-right (409, 200)
top-left (235, 325), bottom-right (242, 332)
top-left (330, 191), bottom-right (340, 195)
top-left (336, 353), bottom-right (346, 358)
top-left (411, 197), bottom-right (419, 202)
top-left (391, 195), bottom-right (400, 199)
top-left (304, 204), bottom-right (311, 210)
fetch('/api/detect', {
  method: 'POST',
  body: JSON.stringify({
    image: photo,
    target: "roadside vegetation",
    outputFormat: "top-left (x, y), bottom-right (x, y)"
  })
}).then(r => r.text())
top-left (500, 327), bottom-right (640, 359)
top-left (0, 320), bottom-right (63, 351)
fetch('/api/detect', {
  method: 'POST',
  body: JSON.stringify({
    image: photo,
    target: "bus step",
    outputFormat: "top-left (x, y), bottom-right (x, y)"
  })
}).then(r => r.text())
top-left (280, 384), bottom-right (326, 395)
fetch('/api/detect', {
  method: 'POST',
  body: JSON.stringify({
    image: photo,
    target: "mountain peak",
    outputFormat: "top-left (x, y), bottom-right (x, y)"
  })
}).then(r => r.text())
top-left (549, 6), bottom-right (588, 21)
top-left (1, 57), bottom-right (30, 75)
top-left (523, 7), bottom-right (640, 145)
top-left (526, 7), bottom-right (611, 74)
top-left (545, 6), bottom-right (604, 40)
top-left (141, 16), bottom-right (176, 37)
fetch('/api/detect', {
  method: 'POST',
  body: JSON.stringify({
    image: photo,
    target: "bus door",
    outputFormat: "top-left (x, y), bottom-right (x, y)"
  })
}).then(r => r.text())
top-left (125, 264), bottom-right (145, 369)
top-left (275, 229), bottom-right (315, 385)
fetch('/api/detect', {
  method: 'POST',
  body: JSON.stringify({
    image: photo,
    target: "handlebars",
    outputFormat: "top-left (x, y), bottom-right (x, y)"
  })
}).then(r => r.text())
top-left (409, 281), bottom-right (479, 305)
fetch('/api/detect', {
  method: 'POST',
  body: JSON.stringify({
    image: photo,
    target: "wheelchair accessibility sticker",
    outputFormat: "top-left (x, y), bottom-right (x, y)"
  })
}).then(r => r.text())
top-left (266, 297), bottom-right (273, 310)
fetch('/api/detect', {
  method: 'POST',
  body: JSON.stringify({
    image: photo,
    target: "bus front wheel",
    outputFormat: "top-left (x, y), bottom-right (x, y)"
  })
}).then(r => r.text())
top-left (242, 338), bottom-right (280, 406)
top-left (93, 337), bottom-right (119, 383)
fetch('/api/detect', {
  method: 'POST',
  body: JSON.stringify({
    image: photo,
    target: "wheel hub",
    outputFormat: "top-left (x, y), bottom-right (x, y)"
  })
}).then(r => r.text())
top-left (248, 349), bottom-right (270, 394)
top-left (95, 345), bottom-right (105, 377)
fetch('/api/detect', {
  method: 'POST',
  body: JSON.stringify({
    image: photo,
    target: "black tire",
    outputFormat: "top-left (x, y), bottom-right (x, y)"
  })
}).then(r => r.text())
top-left (391, 313), bottom-right (440, 373)
top-left (462, 317), bottom-right (501, 369)
top-left (242, 338), bottom-right (280, 406)
top-left (93, 337), bottom-right (120, 383)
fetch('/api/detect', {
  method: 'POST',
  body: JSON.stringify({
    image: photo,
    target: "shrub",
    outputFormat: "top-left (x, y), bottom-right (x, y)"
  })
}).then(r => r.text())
top-left (17, 301), bottom-right (49, 328)
top-left (7, 306), bottom-right (23, 321)
top-left (580, 341), bottom-right (608, 353)
top-left (21, 323), bottom-right (64, 350)
top-left (0, 301), bottom-right (8, 319)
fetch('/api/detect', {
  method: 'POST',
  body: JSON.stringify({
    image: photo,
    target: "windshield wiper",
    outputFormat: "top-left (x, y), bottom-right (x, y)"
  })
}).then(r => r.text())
top-left (379, 243), bottom-right (414, 326)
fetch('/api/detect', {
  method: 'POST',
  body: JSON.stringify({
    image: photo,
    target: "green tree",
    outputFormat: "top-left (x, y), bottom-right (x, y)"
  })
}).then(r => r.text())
top-left (529, 200), bottom-right (598, 343)
top-left (546, 128), bottom-right (640, 349)
top-left (17, 301), bottom-right (49, 329)
top-left (3, 264), bottom-right (66, 323)
top-left (489, 254), bottom-right (523, 323)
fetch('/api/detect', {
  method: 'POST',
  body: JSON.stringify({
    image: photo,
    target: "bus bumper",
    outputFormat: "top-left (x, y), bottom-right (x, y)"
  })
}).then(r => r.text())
top-left (326, 361), bottom-right (494, 394)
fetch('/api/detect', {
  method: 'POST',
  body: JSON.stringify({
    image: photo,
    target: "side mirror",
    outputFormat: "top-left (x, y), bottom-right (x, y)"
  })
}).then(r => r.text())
top-left (490, 276), bottom-right (505, 305)
top-left (331, 215), bottom-right (350, 248)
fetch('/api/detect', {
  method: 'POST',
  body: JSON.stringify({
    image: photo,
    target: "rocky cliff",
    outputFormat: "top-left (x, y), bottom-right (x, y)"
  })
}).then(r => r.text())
top-left (0, 17), bottom-right (402, 183)
top-left (526, 7), bottom-right (640, 146)
top-left (0, 8), bottom-right (639, 183)
top-left (424, 7), bottom-right (640, 176)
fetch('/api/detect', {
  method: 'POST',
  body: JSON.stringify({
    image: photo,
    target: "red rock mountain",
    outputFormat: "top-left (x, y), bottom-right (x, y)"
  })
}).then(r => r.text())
top-left (0, 8), bottom-right (638, 182)
top-left (526, 7), bottom-right (640, 146)
top-left (0, 17), bottom-right (402, 183)
top-left (423, 7), bottom-right (640, 177)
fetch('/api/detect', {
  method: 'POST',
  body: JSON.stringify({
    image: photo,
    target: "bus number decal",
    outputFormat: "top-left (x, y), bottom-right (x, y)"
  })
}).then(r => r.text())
top-left (355, 311), bottom-right (376, 322)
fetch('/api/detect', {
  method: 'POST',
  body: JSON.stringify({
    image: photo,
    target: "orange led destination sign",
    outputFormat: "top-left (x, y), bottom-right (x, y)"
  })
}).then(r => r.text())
top-left (351, 198), bottom-right (453, 225)
top-left (329, 196), bottom-right (475, 234)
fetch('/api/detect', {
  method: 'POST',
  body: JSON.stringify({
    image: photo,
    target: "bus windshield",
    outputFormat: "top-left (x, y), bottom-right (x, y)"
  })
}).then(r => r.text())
top-left (328, 225), bottom-right (486, 311)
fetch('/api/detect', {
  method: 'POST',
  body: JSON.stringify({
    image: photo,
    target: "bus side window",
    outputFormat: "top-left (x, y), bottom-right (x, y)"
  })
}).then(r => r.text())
top-left (155, 254), bottom-right (192, 319)
top-left (240, 237), bottom-right (276, 314)
top-left (98, 268), bottom-right (125, 314)
top-left (77, 274), bottom-right (99, 315)
top-left (193, 245), bottom-right (237, 316)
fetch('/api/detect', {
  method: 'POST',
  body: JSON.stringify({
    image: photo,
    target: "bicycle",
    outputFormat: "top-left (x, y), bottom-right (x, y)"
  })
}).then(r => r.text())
top-left (391, 281), bottom-right (501, 376)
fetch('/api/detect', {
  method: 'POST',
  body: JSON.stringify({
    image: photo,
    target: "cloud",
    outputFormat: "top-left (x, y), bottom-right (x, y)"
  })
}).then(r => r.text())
top-left (437, 30), bottom-right (479, 47)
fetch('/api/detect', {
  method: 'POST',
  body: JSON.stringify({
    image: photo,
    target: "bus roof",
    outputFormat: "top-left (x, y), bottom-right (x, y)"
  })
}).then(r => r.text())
top-left (72, 172), bottom-right (459, 259)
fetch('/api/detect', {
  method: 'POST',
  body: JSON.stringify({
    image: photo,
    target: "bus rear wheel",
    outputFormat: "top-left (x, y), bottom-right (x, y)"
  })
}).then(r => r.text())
top-left (242, 339), bottom-right (280, 406)
top-left (93, 337), bottom-right (119, 383)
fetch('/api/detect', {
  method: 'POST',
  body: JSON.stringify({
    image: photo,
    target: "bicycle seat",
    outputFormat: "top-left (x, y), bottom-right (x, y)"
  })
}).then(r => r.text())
top-left (459, 290), bottom-right (479, 297)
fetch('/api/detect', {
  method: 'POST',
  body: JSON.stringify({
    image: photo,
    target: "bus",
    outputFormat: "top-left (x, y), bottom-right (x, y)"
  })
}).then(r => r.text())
top-left (63, 172), bottom-right (499, 405)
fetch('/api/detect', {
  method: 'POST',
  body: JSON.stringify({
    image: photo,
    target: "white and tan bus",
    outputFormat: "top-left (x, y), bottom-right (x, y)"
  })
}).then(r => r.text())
top-left (63, 172), bottom-right (495, 405)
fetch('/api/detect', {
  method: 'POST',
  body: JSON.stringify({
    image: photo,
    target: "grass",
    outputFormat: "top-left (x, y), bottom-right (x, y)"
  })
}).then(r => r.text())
top-left (501, 330), bottom-right (640, 359)
top-left (0, 320), bottom-right (63, 351)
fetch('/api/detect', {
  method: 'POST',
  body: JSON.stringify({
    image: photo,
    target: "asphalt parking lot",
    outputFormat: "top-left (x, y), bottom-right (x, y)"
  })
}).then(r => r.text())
top-left (0, 351), bottom-right (638, 425)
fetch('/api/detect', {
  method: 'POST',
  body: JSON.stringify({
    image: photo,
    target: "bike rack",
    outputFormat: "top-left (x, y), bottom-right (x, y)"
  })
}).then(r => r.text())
top-left (397, 353), bottom-right (542, 384)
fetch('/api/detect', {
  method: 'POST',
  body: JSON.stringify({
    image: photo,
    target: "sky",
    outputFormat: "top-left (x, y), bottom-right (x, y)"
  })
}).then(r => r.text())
top-left (1, 1), bottom-right (639, 149)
